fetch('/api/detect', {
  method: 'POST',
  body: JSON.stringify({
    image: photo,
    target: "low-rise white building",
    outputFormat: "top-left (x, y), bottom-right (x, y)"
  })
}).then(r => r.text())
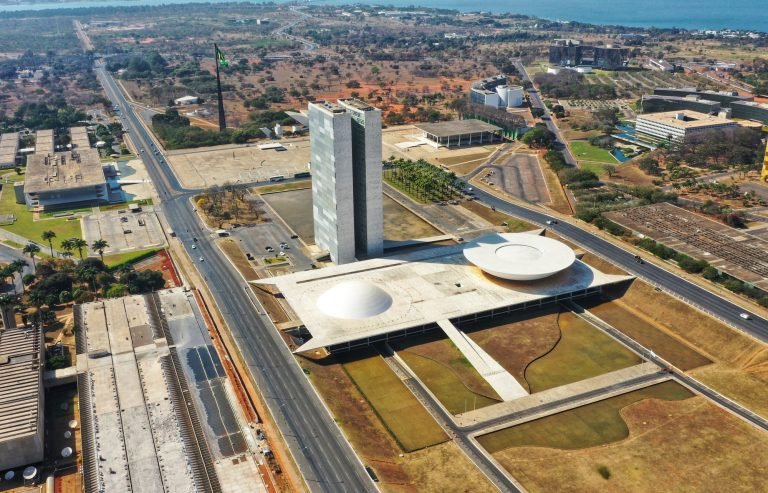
top-left (174, 95), bottom-right (200, 105)
top-left (23, 148), bottom-right (108, 210)
top-left (635, 110), bottom-right (739, 143)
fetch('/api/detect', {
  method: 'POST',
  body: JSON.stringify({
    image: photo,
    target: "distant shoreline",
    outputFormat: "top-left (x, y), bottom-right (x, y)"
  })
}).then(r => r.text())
top-left (0, 0), bottom-right (766, 33)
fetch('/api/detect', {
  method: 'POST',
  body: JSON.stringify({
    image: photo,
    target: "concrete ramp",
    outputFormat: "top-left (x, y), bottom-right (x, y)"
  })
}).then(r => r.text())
top-left (437, 319), bottom-right (528, 401)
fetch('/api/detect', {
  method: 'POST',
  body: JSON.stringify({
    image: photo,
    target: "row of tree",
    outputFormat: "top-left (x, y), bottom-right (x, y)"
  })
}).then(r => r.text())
top-left (384, 157), bottom-right (464, 203)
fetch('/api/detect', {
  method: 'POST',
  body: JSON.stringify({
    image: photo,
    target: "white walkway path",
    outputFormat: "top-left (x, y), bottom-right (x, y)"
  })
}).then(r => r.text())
top-left (437, 319), bottom-right (529, 401)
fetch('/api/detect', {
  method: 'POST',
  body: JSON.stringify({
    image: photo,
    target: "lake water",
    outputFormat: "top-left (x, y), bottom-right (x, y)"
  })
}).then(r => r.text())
top-left (1, 0), bottom-right (766, 31)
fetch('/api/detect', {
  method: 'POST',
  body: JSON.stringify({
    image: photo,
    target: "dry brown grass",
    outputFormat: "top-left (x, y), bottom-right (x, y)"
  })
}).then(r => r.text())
top-left (605, 281), bottom-right (768, 416)
top-left (217, 238), bottom-right (258, 281)
top-left (464, 306), bottom-right (561, 391)
top-left (491, 396), bottom-right (768, 493)
top-left (538, 159), bottom-right (573, 214)
top-left (299, 353), bottom-right (493, 492)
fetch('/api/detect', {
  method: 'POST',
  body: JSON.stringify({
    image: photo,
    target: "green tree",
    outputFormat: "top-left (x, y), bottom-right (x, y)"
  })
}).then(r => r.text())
top-left (23, 243), bottom-right (40, 269)
top-left (91, 239), bottom-right (109, 263)
top-left (70, 238), bottom-right (87, 260)
top-left (42, 230), bottom-right (57, 257)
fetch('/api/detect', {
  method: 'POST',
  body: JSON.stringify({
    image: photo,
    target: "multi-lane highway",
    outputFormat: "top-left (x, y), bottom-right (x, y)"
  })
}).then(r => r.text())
top-left (95, 65), bottom-right (376, 493)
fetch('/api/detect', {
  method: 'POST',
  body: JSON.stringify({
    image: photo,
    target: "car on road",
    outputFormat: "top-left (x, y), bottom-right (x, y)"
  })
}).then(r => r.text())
top-left (739, 313), bottom-right (751, 320)
top-left (191, 245), bottom-right (197, 249)
top-left (290, 234), bottom-right (299, 239)
top-left (265, 246), bottom-right (274, 252)
top-left (199, 257), bottom-right (204, 262)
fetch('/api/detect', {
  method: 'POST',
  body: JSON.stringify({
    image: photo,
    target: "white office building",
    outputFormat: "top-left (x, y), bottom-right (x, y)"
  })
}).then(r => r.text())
top-left (309, 99), bottom-right (383, 264)
top-left (636, 110), bottom-right (739, 143)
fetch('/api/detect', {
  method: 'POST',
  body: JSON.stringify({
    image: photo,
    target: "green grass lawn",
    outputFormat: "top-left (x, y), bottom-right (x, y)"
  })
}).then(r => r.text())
top-left (102, 247), bottom-right (161, 268)
top-left (570, 140), bottom-right (618, 165)
top-left (342, 352), bottom-right (448, 452)
top-left (524, 311), bottom-right (641, 392)
top-left (477, 381), bottom-right (693, 453)
top-left (0, 173), bottom-right (82, 243)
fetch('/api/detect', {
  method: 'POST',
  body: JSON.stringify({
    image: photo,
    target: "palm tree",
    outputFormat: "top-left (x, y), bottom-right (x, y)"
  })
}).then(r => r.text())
top-left (71, 238), bottom-right (87, 260)
top-left (60, 238), bottom-right (75, 257)
top-left (23, 243), bottom-right (40, 269)
top-left (0, 266), bottom-right (14, 292)
top-left (41, 230), bottom-right (56, 257)
top-left (91, 239), bottom-right (109, 263)
top-left (10, 259), bottom-right (26, 294)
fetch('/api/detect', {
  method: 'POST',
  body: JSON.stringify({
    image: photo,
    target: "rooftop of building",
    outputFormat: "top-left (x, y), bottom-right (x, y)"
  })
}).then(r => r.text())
top-left (69, 126), bottom-right (90, 150)
top-left (35, 129), bottom-right (55, 155)
top-left (731, 100), bottom-right (768, 109)
top-left (0, 325), bottom-right (42, 443)
top-left (24, 148), bottom-right (106, 194)
top-left (637, 110), bottom-right (737, 129)
top-left (309, 100), bottom-right (347, 114)
top-left (78, 294), bottom-right (198, 493)
top-left (415, 119), bottom-right (502, 137)
top-left (0, 132), bottom-right (18, 163)
top-left (256, 232), bottom-right (631, 352)
top-left (338, 98), bottom-right (378, 112)
top-left (653, 87), bottom-right (753, 100)
top-left (643, 94), bottom-right (720, 105)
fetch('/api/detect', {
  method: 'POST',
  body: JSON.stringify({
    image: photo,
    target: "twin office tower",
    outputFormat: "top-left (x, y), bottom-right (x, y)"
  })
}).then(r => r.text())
top-left (309, 99), bottom-right (383, 264)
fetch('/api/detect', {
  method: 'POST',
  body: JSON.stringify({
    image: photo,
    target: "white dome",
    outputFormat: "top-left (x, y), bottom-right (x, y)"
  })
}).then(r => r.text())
top-left (463, 233), bottom-right (575, 281)
top-left (316, 280), bottom-right (393, 320)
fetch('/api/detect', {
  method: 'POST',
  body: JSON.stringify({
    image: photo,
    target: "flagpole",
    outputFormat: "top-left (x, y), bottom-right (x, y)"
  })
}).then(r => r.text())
top-left (214, 43), bottom-right (227, 132)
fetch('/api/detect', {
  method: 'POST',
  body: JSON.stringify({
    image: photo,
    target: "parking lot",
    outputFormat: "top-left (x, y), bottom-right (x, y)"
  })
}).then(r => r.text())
top-left (82, 207), bottom-right (166, 254)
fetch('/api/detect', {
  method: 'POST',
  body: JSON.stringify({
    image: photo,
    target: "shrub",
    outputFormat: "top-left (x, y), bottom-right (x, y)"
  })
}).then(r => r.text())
top-left (597, 465), bottom-right (611, 480)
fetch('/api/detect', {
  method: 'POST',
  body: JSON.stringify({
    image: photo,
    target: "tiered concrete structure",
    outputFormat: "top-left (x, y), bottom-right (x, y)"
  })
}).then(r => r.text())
top-left (309, 99), bottom-right (383, 264)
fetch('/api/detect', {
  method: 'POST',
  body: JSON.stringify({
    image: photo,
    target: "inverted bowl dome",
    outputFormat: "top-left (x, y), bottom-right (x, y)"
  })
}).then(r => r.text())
top-left (463, 233), bottom-right (575, 281)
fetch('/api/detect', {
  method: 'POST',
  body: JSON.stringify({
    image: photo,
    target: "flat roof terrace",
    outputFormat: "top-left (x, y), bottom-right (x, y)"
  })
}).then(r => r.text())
top-left (415, 119), bottom-right (501, 138)
top-left (24, 149), bottom-right (106, 195)
top-left (69, 126), bottom-right (91, 150)
top-left (0, 132), bottom-right (19, 166)
top-left (256, 232), bottom-right (631, 352)
top-left (607, 202), bottom-right (768, 290)
top-left (77, 296), bottom-right (198, 493)
top-left (0, 325), bottom-right (42, 456)
top-left (35, 129), bottom-right (54, 155)
top-left (637, 110), bottom-right (736, 129)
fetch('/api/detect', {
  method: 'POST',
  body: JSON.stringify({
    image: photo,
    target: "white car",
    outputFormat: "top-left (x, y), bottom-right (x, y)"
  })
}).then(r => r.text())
top-left (199, 257), bottom-right (204, 262)
top-left (191, 245), bottom-right (197, 249)
top-left (739, 313), bottom-right (751, 320)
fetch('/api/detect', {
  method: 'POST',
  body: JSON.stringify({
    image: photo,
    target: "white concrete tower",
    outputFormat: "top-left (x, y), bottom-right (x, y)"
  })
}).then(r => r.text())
top-left (338, 98), bottom-right (383, 259)
top-left (309, 101), bottom-right (356, 264)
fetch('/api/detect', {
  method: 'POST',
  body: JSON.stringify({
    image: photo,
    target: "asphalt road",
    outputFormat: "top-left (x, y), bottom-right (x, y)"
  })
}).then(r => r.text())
top-left (95, 65), bottom-right (376, 493)
top-left (515, 61), bottom-right (578, 167)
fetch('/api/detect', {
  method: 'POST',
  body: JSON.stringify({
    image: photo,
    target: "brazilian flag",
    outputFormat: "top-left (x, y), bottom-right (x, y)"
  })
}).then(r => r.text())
top-left (216, 46), bottom-right (229, 67)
